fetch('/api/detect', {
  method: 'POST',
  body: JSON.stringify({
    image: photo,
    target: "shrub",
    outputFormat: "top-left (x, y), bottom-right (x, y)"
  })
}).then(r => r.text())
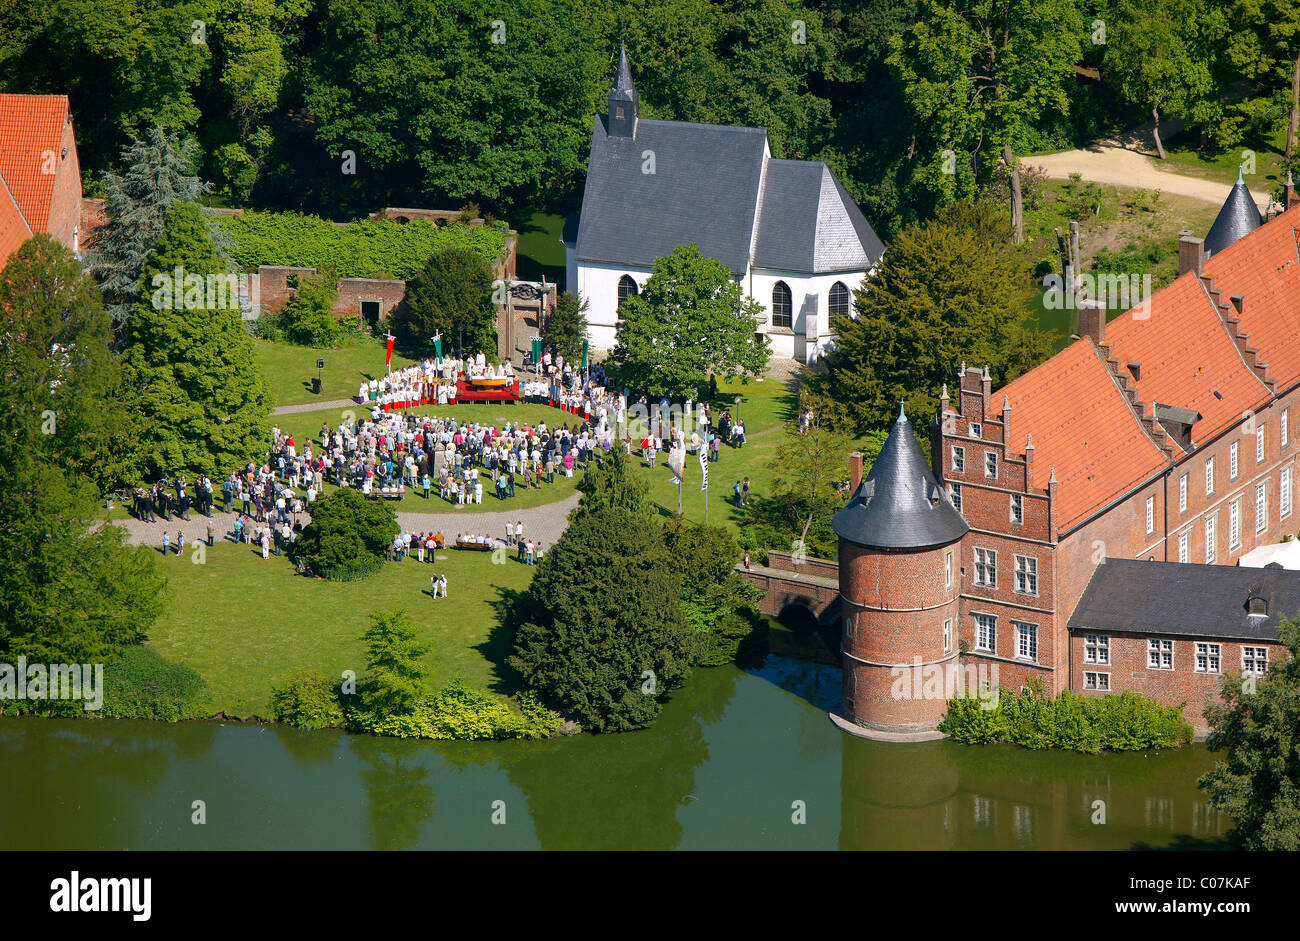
top-left (358, 682), bottom-right (564, 741)
top-left (100, 646), bottom-right (211, 721)
top-left (270, 671), bottom-right (344, 729)
top-left (292, 488), bottom-right (398, 579)
top-left (281, 269), bottom-right (342, 347)
top-left (940, 684), bottom-right (1192, 752)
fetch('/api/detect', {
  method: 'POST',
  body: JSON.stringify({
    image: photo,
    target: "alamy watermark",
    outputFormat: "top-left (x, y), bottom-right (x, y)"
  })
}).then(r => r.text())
top-left (0, 657), bottom-right (104, 711)
top-left (890, 657), bottom-right (1000, 709)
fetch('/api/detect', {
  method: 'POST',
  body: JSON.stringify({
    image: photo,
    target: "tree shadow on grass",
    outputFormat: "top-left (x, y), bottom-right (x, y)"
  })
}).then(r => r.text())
top-left (476, 585), bottom-right (527, 696)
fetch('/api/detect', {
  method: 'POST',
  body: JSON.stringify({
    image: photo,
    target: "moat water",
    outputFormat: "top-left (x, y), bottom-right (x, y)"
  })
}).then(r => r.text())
top-left (0, 657), bottom-right (1229, 850)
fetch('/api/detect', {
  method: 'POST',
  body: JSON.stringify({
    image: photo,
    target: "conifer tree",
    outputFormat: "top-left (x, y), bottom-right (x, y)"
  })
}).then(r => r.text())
top-left (540, 290), bottom-right (589, 364)
top-left (87, 128), bottom-right (210, 329)
top-left (120, 203), bottom-right (271, 481)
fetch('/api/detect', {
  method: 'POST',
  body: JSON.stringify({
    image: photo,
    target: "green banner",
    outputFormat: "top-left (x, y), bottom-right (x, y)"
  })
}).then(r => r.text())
top-left (434, 336), bottom-right (443, 360)
top-left (582, 339), bottom-right (589, 370)
top-left (532, 337), bottom-right (542, 361)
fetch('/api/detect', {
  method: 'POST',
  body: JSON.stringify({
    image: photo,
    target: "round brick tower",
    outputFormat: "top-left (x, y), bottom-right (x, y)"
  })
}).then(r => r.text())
top-left (834, 406), bottom-right (968, 733)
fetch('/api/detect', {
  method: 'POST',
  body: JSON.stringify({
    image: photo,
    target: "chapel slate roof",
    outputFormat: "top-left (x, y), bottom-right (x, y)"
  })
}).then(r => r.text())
top-left (751, 160), bottom-right (885, 273)
top-left (1069, 558), bottom-right (1300, 642)
top-left (574, 116), bottom-right (769, 276)
top-left (1204, 172), bottom-right (1264, 257)
top-left (833, 407), bottom-right (969, 549)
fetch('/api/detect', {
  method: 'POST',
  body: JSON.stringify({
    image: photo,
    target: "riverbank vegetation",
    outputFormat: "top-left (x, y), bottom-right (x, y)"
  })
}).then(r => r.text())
top-left (940, 682), bottom-right (1193, 752)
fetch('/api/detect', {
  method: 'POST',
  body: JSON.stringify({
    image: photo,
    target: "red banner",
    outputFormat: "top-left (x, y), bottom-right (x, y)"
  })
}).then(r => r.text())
top-left (385, 332), bottom-right (395, 368)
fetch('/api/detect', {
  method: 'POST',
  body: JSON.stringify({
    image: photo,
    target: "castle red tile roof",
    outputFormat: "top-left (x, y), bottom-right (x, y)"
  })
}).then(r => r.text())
top-left (0, 174), bottom-right (33, 266)
top-left (1202, 205), bottom-right (1300, 390)
top-left (1000, 337), bottom-right (1168, 532)
top-left (0, 93), bottom-right (70, 234)
top-left (1104, 269), bottom-right (1272, 443)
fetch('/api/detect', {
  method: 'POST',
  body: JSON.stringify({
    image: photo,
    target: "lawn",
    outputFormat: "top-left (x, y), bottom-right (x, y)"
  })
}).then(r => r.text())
top-left (143, 539), bottom-right (535, 716)
top-left (253, 335), bottom-right (416, 407)
top-left (1159, 126), bottom-right (1288, 192)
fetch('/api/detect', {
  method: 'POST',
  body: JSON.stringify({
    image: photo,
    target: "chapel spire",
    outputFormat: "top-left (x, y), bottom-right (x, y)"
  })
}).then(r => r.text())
top-left (607, 43), bottom-right (639, 139)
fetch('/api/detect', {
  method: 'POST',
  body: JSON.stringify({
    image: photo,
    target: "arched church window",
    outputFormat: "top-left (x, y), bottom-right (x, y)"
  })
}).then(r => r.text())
top-left (771, 281), bottom-right (792, 329)
top-left (617, 275), bottom-right (639, 310)
top-left (829, 281), bottom-right (851, 318)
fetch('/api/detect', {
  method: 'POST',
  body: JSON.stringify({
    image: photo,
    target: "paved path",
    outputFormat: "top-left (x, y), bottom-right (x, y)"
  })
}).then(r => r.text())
top-left (112, 492), bottom-right (582, 549)
top-left (271, 398), bottom-right (358, 416)
top-left (1025, 146), bottom-right (1274, 211)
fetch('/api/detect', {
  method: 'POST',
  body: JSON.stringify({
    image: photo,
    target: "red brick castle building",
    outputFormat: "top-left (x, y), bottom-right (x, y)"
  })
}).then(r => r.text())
top-left (837, 177), bottom-right (1300, 735)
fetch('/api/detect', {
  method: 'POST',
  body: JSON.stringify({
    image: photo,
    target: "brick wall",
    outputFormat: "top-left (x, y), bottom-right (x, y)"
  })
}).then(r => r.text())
top-left (46, 117), bottom-right (81, 250)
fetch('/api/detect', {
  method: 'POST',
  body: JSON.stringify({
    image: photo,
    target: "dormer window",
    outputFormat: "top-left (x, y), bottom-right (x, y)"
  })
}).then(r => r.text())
top-left (1248, 596), bottom-right (1268, 617)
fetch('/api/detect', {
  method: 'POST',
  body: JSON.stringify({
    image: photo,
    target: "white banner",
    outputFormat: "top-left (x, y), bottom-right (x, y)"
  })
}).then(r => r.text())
top-left (699, 444), bottom-right (709, 491)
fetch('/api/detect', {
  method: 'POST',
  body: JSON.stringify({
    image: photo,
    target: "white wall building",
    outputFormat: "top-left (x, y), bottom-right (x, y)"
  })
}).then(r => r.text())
top-left (562, 46), bottom-right (884, 363)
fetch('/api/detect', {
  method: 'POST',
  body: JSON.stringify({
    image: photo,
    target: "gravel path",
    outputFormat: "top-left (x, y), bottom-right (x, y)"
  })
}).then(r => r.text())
top-left (112, 491), bottom-right (582, 549)
top-left (1025, 146), bottom-right (1273, 210)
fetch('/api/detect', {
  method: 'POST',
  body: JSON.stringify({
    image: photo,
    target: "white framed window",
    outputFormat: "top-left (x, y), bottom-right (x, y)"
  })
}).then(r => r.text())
top-left (1084, 634), bottom-right (1110, 664)
top-left (1145, 495), bottom-right (1155, 534)
top-left (970, 423), bottom-right (982, 440)
top-left (1014, 555), bottom-right (1037, 594)
top-left (1084, 671), bottom-right (1110, 691)
top-left (1257, 425), bottom-right (1266, 463)
top-left (1283, 466), bottom-right (1293, 519)
top-left (1256, 481), bottom-right (1267, 533)
top-left (1178, 530), bottom-right (1189, 563)
top-left (1242, 646), bottom-right (1269, 676)
top-left (974, 614), bottom-right (996, 653)
top-left (1010, 492), bottom-right (1023, 524)
top-left (945, 550), bottom-right (953, 589)
top-left (1015, 621), bottom-right (1038, 662)
top-left (943, 619), bottom-right (952, 653)
top-left (1206, 456), bottom-right (1215, 495)
top-left (949, 482), bottom-right (962, 512)
top-left (1205, 514), bottom-right (1216, 564)
top-left (974, 548), bottom-right (997, 587)
top-left (1229, 498), bottom-right (1241, 548)
top-left (985, 451), bottom-right (998, 478)
top-left (951, 446), bottom-right (965, 473)
top-left (1148, 638), bottom-right (1173, 670)
top-left (1283, 410), bottom-right (1290, 448)
top-left (1230, 441), bottom-right (1239, 479)
top-left (1179, 474), bottom-right (1187, 513)
top-left (1195, 642), bottom-right (1221, 674)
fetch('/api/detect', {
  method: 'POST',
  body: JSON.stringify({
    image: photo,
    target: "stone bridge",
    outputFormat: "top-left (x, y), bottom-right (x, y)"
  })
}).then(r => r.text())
top-left (739, 550), bottom-right (841, 625)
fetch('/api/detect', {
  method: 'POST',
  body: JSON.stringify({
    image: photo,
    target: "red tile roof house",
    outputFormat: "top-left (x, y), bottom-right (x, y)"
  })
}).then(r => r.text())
top-left (0, 94), bottom-right (83, 268)
top-left (835, 178), bottom-right (1300, 736)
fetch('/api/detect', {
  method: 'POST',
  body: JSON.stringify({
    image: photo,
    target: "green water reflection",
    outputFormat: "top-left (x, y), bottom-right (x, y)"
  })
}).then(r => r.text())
top-left (0, 659), bottom-right (1228, 850)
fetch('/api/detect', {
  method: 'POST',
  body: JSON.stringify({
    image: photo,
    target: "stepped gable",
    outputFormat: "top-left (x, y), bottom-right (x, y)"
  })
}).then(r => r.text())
top-left (998, 337), bottom-right (1169, 534)
top-left (833, 405), bottom-right (968, 549)
top-left (1104, 270), bottom-right (1272, 447)
top-left (1202, 204), bottom-right (1300, 390)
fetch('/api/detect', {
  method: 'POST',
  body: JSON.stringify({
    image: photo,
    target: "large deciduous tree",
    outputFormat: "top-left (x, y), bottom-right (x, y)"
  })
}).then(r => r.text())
top-left (1103, 0), bottom-right (1232, 158)
top-left (119, 202), bottom-right (271, 481)
top-left (608, 243), bottom-right (769, 399)
top-left (889, 0), bottom-right (1084, 239)
top-left (1199, 615), bottom-right (1300, 850)
top-left (0, 235), bottom-right (166, 665)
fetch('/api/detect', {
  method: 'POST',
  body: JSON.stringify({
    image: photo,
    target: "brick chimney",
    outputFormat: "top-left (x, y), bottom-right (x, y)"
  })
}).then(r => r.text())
top-left (849, 451), bottom-right (863, 492)
top-left (1179, 230), bottom-right (1204, 277)
top-left (1078, 302), bottom-right (1105, 344)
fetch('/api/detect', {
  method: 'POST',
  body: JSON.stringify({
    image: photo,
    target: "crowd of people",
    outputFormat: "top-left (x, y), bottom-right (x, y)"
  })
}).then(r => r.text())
top-left (130, 344), bottom-right (754, 570)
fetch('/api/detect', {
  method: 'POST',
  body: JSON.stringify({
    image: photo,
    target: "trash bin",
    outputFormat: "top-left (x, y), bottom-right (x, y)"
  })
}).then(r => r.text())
top-left (311, 377), bottom-right (322, 394)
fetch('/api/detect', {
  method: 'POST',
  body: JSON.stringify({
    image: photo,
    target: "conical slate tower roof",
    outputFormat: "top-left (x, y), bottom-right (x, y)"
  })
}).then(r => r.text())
top-left (833, 406), bottom-right (969, 550)
top-left (1204, 170), bottom-right (1263, 257)
top-left (611, 42), bottom-right (636, 101)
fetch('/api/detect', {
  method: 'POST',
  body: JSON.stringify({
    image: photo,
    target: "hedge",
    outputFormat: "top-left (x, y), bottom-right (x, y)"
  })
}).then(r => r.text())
top-left (100, 646), bottom-right (212, 722)
top-left (218, 212), bottom-right (509, 280)
top-left (939, 683), bottom-right (1193, 752)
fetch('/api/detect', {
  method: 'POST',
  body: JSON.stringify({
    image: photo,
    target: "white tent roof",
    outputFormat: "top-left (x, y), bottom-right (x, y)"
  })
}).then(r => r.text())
top-left (1238, 539), bottom-right (1300, 569)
